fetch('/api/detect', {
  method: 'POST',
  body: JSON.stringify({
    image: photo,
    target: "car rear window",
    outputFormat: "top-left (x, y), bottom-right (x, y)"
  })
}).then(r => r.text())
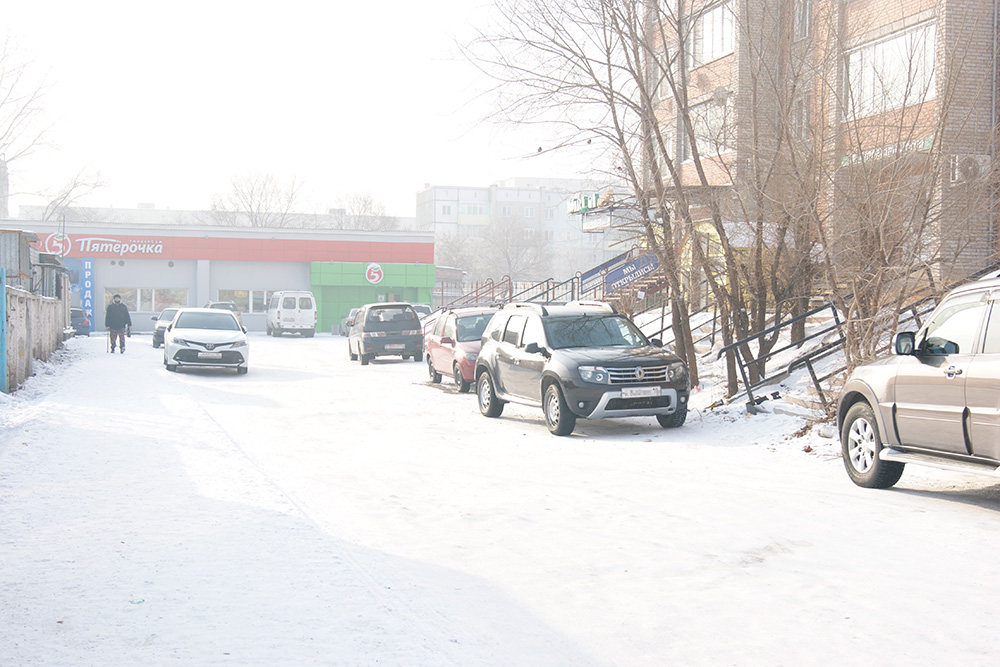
top-left (364, 307), bottom-right (419, 331)
top-left (299, 297), bottom-right (313, 309)
top-left (176, 312), bottom-right (241, 331)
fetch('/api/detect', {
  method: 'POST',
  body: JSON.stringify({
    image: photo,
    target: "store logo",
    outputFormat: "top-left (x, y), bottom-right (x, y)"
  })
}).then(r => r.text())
top-left (44, 233), bottom-right (72, 257)
top-left (366, 263), bottom-right (384, 284)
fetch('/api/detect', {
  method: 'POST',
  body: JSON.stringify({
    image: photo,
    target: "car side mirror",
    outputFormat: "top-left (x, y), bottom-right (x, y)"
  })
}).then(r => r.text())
top-left (441, 336), bottom-right (454, 345)
top-left (242, 326), bottom-right (247, 334)
top-left (650, 338), bottom-right (663, 347)
top-left (895, 332), bottom-right (916, 355)
top-left (151, 315), bottom-right (157, 321)
top-left (524, 342), bottom-right (549, 357)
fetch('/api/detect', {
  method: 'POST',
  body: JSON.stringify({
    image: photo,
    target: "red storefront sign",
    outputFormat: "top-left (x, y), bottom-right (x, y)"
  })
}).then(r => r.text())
top-left (37, 232), bottom-right (433, 264)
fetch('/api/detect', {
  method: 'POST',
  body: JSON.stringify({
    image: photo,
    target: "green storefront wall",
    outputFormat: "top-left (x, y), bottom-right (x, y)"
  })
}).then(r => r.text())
top-left (310, 262), bottom-right (436, 332)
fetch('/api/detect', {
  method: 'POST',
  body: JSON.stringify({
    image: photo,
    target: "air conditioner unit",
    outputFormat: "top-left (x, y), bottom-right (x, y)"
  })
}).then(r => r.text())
top-left (949, 154), bottom-right (991, 183)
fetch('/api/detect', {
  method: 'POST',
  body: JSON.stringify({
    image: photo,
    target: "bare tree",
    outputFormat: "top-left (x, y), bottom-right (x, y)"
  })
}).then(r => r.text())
top-left (39, 168), bottom-right (107, 221)
top-left (211, 172), bottom-right (302, 228)
top-left (337, 192), bottom-right (397, 231)
top-left (1, 36), bottom-right (48, 217)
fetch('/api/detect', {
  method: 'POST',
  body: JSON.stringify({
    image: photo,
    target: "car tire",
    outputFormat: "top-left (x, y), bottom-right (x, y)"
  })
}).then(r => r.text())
top-left (266, 324), bottom-right (272, 336)
top-left (304, 330), bottom-right (315, 338)
top-left (454, 364), bottom-right (471, 393)
top-left (414, 352), bottom-right (422, 362)
top-left (841, 401), bottom-right (904, 489)
top-left (237, 366), bottom-right (248, 375)
top-left (349, 343), bottom-right (358, 361)
top-left (273, 327), bottom-right (282, 337)
top-left (544, 383), bottom-right (576, 436)
top-left (477, 371), bottom-right (505, 418)
top-left (428, 357), bottom-right (442, 383)
top-left (361, 353), bottom-right (372, 366)
top-left (656, 406), bottom-right (687, 429)
top-left (165, 362), bottom-right (178, 372)
top-left (153, 341), bottom-right (160, 349)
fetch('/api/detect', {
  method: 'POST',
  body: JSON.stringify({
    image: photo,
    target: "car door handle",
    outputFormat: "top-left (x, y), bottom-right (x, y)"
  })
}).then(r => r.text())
top-left (944, 365), bottom-right (963, 378)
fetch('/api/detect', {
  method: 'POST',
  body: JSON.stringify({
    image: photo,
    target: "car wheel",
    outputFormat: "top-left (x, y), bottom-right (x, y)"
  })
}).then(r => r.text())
top-left (266, 324), bottom-right (272, 336)
top-left (656, 406), bottom-right (687, 429)
top-left (349, 342), bottom-right (358, 361)
top-left (544, 383), bottom-right (576, 436)
top-left (477, 371), bottom-right (505, 418)
top-left (454, 364), bottom-right (471, 393)
top-left (304, 330), bottom-right (314, 338)
top-left (361, 353), bottom-right (372, 366)
top-left (841, 401), bottom-right (904, 489)
top-left (165, 362), bottom-right (178, 372)
top-left (428, 357), bottom-right (442, 383)
top-left (153, 341), bottom-right (160, 349)
top-left (414, 352), bottom-right (422, 362)
top-left (237, 366), bottom-right (248, 375)
top-left (273, 327), bottom-right (282, 337)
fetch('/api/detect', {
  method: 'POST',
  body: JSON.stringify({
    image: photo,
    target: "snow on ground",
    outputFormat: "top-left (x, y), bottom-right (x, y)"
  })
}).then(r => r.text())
top-left (3, 333), bottom-right (1000, 666)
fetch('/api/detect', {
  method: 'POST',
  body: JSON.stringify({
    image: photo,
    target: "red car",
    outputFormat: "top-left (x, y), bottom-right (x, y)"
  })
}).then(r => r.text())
top-left (426, 307), bottom-right (498, 392)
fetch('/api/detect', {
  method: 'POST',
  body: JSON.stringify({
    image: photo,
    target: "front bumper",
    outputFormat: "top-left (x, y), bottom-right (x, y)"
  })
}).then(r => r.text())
top-left (562, 382), bottom-right (689, 418)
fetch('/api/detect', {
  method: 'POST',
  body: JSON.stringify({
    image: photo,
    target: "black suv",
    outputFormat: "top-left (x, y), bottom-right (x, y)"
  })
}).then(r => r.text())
top-left (474, 301), bottom-right (689, 435)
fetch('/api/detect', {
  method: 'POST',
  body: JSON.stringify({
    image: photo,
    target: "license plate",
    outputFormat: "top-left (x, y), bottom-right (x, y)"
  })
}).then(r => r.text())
top-left (385, 344), bottom-right (405, 350)
top-left (622, 386), bottom-right (661, 398)
top-left (198, 352), bottom-right (223, 359)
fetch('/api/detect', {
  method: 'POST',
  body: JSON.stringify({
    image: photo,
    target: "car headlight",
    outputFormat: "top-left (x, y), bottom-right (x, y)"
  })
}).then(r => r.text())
top-left (668, 362), bottom-right (688, 384)
top-left (579, 365), bottom-right (610, 384)
top-left (172, 338), bottom-right (190, 347)
top-left (231, 339), bottom-right (248, 348)
top-left (464, 352), bottom-right (478, 362)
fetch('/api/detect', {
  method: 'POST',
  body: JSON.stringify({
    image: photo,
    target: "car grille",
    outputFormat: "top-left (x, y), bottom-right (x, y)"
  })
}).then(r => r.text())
top-left (606, 395), bottom-right (673, 411)
top-left (607, 365), bottom-right (668, 384)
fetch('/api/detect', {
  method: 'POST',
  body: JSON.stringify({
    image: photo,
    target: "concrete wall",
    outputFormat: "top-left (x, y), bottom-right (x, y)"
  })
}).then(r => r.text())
top-left (3, 285), bottom-right (67, 392)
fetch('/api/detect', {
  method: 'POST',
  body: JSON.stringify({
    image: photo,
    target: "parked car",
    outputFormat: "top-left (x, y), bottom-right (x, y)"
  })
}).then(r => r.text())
top-left (70, 307), bottom-right (92, 337)
top-left (338, 308), bottom-right (359, 336)
top-left (412, 303), bottom-right (433, 318)
top-left (204, 301), bottom-right (242, 323)
top-left (163, 308), bottom-right (249, 374)
top-left (838, 275), bottom-right (1000, 488)
top-left (474, 301), bottom-right (689, 436)
top-left (150, 307), bottom-right (180, 348)
top-left (426, 307), bottom-right (498, 392)
top-left (266, 290), bottom-right (317, 337)
top-left (348, 302), bottom-right (423, 365)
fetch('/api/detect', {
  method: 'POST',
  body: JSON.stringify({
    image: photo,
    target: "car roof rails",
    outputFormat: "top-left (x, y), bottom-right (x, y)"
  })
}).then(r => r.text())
top-left (505, 302), bottom-right (549, 316)
top-left (566, 300), bottom-right (617, 314)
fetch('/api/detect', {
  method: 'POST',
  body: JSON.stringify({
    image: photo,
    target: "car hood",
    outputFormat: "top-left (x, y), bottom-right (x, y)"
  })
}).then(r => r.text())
top-left (554, 346), bottom-right (683, 366)
top-left (169, 328), bottom-right (246, 344)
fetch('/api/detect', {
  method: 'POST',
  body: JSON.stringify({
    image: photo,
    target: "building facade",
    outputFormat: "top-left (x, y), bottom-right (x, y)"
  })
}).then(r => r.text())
top-left (3, 207), bottom-right (435, 334)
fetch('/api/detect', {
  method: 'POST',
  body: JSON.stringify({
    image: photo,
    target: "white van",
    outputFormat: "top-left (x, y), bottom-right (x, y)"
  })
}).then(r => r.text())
top-left (266, 291), bottom-right (317, 337)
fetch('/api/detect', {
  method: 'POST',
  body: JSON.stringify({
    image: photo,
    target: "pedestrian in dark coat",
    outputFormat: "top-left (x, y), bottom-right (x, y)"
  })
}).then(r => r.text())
top-left (105, 294), bottom-right (132, 353)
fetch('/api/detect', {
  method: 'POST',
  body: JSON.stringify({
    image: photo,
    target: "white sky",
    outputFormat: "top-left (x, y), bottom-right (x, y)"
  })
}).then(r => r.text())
top-left (4, 1), bottom-right (589, 218)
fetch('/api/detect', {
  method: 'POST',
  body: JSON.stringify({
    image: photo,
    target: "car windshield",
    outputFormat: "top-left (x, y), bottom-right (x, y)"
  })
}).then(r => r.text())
top-left (455, 315), bottom-right (492, 342)
top-left (543, 316), bottom-right (648, 349)
top-left (158, 309), bottom-right (179, 322)
top-left (175, 312), bottom-right (241, 331)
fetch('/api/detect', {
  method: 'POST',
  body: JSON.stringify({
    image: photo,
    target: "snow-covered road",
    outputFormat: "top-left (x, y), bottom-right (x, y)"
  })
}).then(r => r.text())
top-left (3, 333), bottom-right (1000, 666)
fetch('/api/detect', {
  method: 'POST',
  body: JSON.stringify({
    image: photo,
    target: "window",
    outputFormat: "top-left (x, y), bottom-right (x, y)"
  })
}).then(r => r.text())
top-left (441, 204), bottom-right (452, 216)
top-left (920, 292), bottom-right (986, 355)
top-left (501, 205), bottom-right (513, 217)
top-left (682, 98), bottom-right (734, 160)
top-left (443, 314), bottom-right (457, 340)
top-left (503, 314), bottom-right (526, 346)
top-left (461, 203), bottom-right (488, 215)
top-left (524, 206), bottom-right (535, 218)
top-left (792, 96), bottom-right (810, 141)
top-left (793, 0), bottom-right (811, 41)
top-left (521, 316), bottom-right (545, 349)
top-left (105, 287), bottom-right (188, 312)
top-left (545, 230), bottom-right (554, 241)
top-left (546, 208), bottom-right (555, 220)
top-left (845, 22), bottom-right (936, 119)
top-left (692, 1), bottom-right (734, 67)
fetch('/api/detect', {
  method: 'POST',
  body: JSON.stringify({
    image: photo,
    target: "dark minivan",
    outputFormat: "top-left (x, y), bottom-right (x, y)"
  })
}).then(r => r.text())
top-left (348, 302), bottom-right (424, 365)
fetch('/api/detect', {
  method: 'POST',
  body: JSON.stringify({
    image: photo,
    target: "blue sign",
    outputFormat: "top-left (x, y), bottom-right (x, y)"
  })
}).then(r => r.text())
top-left (64, 257), bottom-right (96, 332)
top-left (604, 253), bottom-right (660, 293)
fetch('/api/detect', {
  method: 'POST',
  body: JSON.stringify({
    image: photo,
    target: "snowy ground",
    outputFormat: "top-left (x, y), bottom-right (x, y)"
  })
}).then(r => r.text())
top-left (3, 333), bottom-right (1000, 666)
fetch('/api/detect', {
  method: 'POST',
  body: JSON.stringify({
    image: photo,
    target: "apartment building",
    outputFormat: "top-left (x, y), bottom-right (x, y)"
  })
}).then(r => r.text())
top-left (416, 177), bottom-right (629, 282)
top-left (649, 0), bottom-right (997, 286)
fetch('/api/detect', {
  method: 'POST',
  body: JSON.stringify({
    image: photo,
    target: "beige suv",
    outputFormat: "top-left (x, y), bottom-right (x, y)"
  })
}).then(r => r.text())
top-left (838, 275), bottom-right (1000, 488)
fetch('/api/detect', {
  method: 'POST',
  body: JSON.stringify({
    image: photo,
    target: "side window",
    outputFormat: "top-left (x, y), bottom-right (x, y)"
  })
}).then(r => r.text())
top-left (433, 314), bottom-right (447, 336)
top-left (982, 302), bottom-right (1000, 354)
top-left (269, 296), bottom-right (278, 309)
top-left (443, 314), bottom-right (457, 339)
top-left (921, 292), bottom-right (987, 355)
top-left (503, 314), bottom-right (526, 346)
top-left (488, 315), bottom-right (506, 341)
top-left (521, 316), bottom-right (544, 349)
